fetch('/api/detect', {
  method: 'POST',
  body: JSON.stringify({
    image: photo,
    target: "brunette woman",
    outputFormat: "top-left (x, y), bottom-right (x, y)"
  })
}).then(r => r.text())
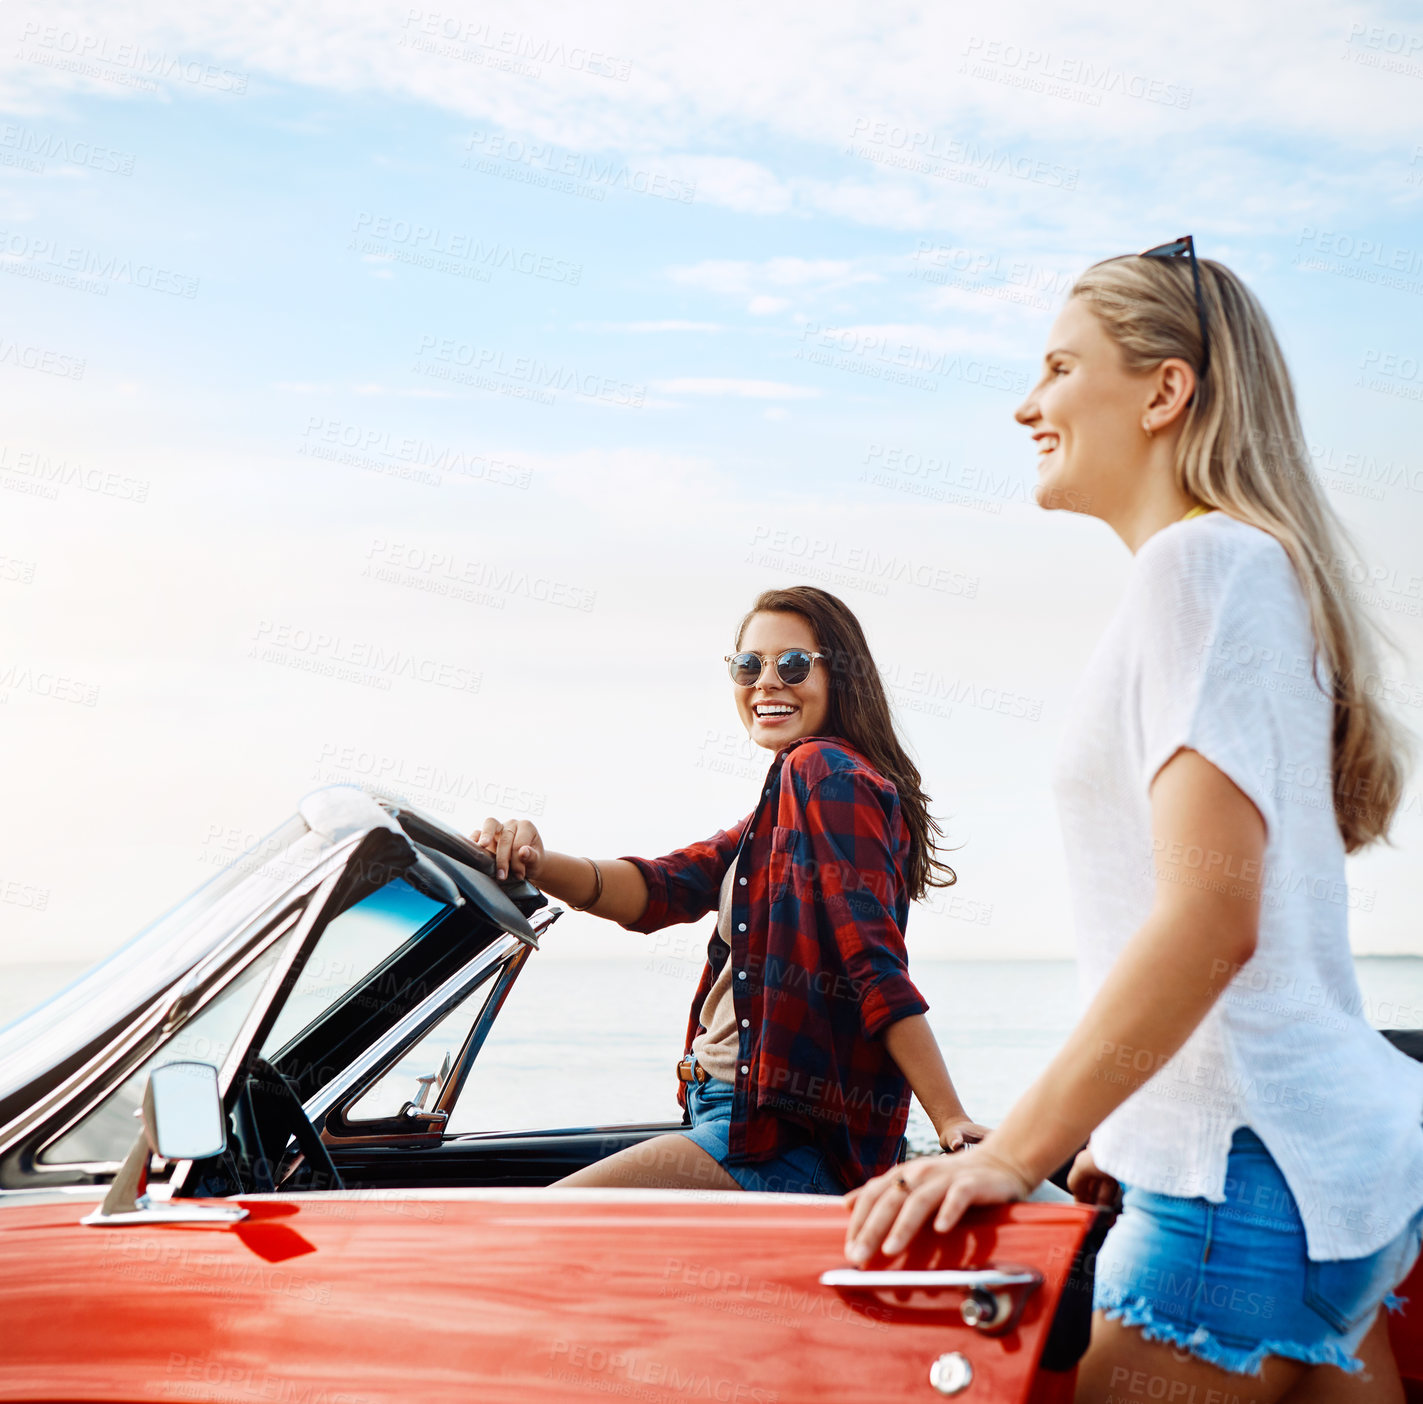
top-left (844, 240), bottom-right (1423, 1398)
top-left (473, 585), bottom-right (986, 1194)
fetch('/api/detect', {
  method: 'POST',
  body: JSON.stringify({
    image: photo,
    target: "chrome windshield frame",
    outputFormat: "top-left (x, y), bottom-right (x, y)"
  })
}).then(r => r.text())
top-left (0, 789), bottom-right (417, 1181)
top-left (25, 904), bottom-right (308, 1177)
top-left (0, 785), bottom-right (555, 1195)
top-left (304, 930), bottom-right (526, 1139)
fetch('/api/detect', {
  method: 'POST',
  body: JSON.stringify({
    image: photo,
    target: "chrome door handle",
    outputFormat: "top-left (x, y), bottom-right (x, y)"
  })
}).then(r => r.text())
top-left (820, 1268), bottom-right (1039, 1289)
top-left (819, 1266), bottom-right (1042, 1335)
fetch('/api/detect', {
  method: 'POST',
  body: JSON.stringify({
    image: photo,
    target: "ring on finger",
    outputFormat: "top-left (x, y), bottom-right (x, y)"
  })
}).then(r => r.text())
top-left (894, 1174), bottom-right (910, 1191)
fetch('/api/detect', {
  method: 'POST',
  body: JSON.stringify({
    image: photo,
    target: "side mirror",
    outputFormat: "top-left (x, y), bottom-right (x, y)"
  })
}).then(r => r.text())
top-left (144, 1061), bottom-right (227, 1162)
top-left (83, 1061), bottom-right (247, 1227)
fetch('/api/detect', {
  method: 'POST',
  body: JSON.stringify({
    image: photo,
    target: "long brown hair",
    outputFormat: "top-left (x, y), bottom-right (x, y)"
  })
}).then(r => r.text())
top-left (735, 586), bottom-right (956, 897)
top-left (1071, 254), bottom-right (1409, 851)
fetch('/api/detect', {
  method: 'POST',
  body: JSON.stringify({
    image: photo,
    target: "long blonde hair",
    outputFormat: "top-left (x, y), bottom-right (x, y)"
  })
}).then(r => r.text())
top-left (1071, 253), bottom-right (1409, 852)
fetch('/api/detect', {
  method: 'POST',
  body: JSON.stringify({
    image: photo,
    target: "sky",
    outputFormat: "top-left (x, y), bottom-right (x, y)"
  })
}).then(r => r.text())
top-left (1, 0), bottom-right (1421, 969)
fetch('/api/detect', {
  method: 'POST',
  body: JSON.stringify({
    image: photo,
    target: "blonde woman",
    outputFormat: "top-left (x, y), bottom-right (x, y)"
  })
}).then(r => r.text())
top-left (844, 238), bottom-right (1423, 1400)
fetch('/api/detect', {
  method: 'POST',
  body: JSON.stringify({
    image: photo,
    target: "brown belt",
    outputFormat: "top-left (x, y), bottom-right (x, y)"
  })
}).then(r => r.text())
top-left (676, 1054), bottom-right (710, 1085)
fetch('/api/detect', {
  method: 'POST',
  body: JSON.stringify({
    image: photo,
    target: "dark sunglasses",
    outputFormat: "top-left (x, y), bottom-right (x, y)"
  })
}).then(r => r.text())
top-left (724, 648), bottom-right (825, 688)
top-left (1138, 234), bottom-right (1211, 381)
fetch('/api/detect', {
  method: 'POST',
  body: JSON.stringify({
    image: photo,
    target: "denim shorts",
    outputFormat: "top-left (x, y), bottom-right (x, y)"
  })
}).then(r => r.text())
top-left (1095, 1126), bottom-right (1423, 1376)
top-left (677, 1070), bottom-right (846, 1195)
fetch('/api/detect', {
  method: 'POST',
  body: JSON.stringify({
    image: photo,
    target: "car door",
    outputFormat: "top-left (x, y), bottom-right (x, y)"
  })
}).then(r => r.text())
top-left (0, 1187), bottom-right (1103, 1404)
top-left (0, 784), bottom-right (1106, 1404)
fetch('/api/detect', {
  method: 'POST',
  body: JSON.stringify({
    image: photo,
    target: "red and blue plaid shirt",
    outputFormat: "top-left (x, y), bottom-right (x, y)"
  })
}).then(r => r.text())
top-left (620, 735), bottom-right (928, 1190)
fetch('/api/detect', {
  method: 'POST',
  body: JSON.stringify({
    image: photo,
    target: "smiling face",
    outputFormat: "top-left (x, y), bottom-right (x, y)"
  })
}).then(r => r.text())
top-left (733, 610), bottom-right (831, 752)
top-left (1014, 295), bottom-right (1156, 518)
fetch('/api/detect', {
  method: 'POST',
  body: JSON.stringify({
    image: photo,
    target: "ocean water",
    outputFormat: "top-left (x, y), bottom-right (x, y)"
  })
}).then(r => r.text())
top-left (6, 955), bottom-right (1422, 1156)
top-left (446, 956), bottom-right (1083, 1154)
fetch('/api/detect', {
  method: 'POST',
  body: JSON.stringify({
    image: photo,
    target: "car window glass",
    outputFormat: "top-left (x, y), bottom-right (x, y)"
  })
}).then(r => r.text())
top-left (259, 878), bottom-right (447, 1061)
top-left (446, 958), bottom-right (687, 1134)
top-left (40, 929), bottom-right (294, 1166)
top-left (344, 971), bottom-right (503, 1122)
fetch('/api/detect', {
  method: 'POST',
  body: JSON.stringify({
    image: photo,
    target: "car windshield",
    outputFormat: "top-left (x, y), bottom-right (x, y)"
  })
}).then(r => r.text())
top-left (39, 877), bottom-right (454, 1166)
top-left (260, 878), bottom-right (449, 1061)
top-left (40, 921), bottom-right (299, 1166)
top-left (0, 813), bottom-right (315, 1114)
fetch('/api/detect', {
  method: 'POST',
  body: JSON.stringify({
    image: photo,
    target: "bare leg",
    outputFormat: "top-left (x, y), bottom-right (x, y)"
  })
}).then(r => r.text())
top-left (1277, 1314), bottom-right (1403, 1404)
top-left (552, 1133), bottom-right (742, 1192)
top-left (1076, 1312), bottom-right (1306, 1404)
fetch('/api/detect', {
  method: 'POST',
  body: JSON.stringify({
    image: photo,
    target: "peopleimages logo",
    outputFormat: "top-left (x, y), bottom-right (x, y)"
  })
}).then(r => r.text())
top-left (1297, 227), bottom-right (1423, 273)
top-left (1356, 348), bottom-right (1423, 402)
top-left (350, 214), bottom-right (581, 285)
top-left (881, 662), bottom-right (1043, 722)
top-left (1293, 227), bottom-right (1423, 297)
top-left (0, 443), bottom-right (149, 502)
top-left (795, 323), bottom-right (1028, 395)
top-left (249, 621), bottom-right (481, 694)
top-left (746, 526), bottom-right (980, 598)
top-left (847, 120), bottom-right (1079, 189)
top-left (399, 11), bottom-right (633, 82)
top-left (363, 538), bottom-right (598, 613)
top-left (15, 21), bottom-right (249, 93)
top-left (298, 418), bottom-right (532, 490)
top-left (314, 744), bottom-right (547, 817)
top-left (959, 37), bottom-right (1192, 109)
top-left (0, 663), bottom-right (100, 707)
top-left (465, 133), bottom-right (695, 204)
top-left (0, 123), bottom-right (136, 175)
top-left (0, 228), bottom-right (199, 297)
top-left (413, 336), bottom-right (646, 407)
top-left (0, 339), bottom-right (84, 379)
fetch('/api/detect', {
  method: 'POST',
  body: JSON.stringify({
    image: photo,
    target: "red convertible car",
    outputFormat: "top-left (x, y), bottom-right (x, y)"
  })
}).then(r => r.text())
top-left (0, 786), bottom-right (1418, 1403)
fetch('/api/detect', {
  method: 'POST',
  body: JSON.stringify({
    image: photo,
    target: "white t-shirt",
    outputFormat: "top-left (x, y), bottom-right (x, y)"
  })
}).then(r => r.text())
top-left (1053, 510), bottom-right (1423, 1260)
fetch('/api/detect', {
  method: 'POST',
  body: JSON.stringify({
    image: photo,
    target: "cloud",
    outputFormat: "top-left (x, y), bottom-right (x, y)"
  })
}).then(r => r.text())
top-left (2, 0), bottom-right (1415, 242)
top-left (669, 156), bottom-right (794, 214)
top-left (588, 320), bottom-right (726, 332)
top-left (650, 378), bottom-right (821, 399)
top-left (794, 320), bottom-right (1026, 358)
top-left (667, 256), bottom-right (882, 297)
top-left (273, 381), bottom-right (458, 399)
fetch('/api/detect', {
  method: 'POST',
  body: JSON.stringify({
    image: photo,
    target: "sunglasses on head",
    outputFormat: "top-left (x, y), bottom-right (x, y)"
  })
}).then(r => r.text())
top-left (724, 649), bottom-right (825, 687)
top-left (1137, 233), bottom-right (1211, 381)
